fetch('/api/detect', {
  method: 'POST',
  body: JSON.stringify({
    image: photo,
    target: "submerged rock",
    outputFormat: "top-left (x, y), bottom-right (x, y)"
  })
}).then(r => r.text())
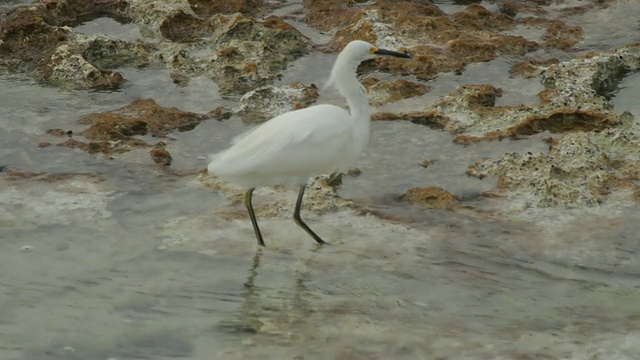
top-left (0, 170), bottom-right (113, 230)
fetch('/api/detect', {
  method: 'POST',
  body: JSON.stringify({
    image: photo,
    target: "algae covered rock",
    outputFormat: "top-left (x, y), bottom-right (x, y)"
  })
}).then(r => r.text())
top-left (54, 99), bottom-right (210, 155)
top-left (468, 112), bottom-right (640, 209)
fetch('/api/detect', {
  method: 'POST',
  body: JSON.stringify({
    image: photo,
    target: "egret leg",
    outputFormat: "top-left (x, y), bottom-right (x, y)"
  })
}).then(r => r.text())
top-left (293, 185), bottom-right (327, 245)
top-left (244, 188), bottom-right (265, 247)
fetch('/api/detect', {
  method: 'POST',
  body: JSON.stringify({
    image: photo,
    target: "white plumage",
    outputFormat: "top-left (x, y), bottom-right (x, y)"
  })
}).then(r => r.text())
top-left (208, 40), bottom-right (410, 247)
top-left (208, 104), bottom-right (357, 187)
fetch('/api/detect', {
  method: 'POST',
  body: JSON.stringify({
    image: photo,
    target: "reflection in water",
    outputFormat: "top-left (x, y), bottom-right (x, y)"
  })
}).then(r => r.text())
top-left (225, 247), bottom-right (320, 343)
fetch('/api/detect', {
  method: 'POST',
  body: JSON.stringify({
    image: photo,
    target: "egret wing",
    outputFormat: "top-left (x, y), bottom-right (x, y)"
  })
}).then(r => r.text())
top-left (210, 104), bottom-right (353, 180)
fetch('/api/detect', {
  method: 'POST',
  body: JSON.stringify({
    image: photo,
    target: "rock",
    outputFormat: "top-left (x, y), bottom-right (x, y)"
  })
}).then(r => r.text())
top-left (0, 1), bottom-right (307, 92)
top-left (150, 143), bottom-right (172, 166)
top-left (53, 99), bottom-right (209, 155)
top-left (127, 0), bottom-right (196, 38)
top-left (467, 112), bottom-right (640, 209)
top-left (34, 0), bottom-right (129, 26)
top-left (158, 9), bottom-right (213, 43)
top-left (401, 186), bottom-right (458, 209)
top-left (208, 106), bottom-right (232, 120)
top-left (392, 44), bottom-right (640, 144)
top-left (56, 138), bottom-right (124, 154)
top-left (46, 42), bottom-right (125, 89)
top-left (234, 82), bottom-right (319, 123)
top-left (362, 77), bottom-right (429, 106)
top-left (0, 6), bottom-right (71, 73)
top-left (510, 58), bottom-right (560, 78)
top-left (420, 159), bottom-right (435, 168)
top-left (187, 0), bottom-right (266, 18)
top-left (79, 98), bottom-right (209, 137)
top-left (79, 35), bottom-right (156, 69)
top-left (164, 13), bottom-right (311, 94)
top-left (304, 1), bottom-right (587, 81)
top-left (46, 128), bottom-right (67, 136)
top-left (0, 1), bottom-right (154, 89)
top-left (521, 18), bottom-right (584, 50)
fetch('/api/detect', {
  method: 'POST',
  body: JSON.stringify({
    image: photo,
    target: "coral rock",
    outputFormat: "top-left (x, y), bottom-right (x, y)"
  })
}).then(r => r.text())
top-left (234, 82), bottom-right (319, 123)
top-left (401, 186), bottom-right (458, 209)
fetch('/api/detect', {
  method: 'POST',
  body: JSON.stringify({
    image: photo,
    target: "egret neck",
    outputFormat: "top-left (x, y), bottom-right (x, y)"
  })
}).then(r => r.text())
top-left (326, 51), bottom-right (373, 153)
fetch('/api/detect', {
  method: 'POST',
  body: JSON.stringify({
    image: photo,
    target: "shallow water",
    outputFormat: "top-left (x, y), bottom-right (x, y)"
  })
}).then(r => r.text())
top-left (2, 1), bottom-right (640, 359)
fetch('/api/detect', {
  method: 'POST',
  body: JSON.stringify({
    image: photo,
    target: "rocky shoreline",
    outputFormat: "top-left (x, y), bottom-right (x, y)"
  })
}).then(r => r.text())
top-left (2, 0), bottom-right (640, 216)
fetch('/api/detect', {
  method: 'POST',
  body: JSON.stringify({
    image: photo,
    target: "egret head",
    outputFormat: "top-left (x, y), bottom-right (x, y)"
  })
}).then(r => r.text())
top-left (326, 40), bottom-right (411, 92)
top-left (342, 40), bottom-right (411, 63)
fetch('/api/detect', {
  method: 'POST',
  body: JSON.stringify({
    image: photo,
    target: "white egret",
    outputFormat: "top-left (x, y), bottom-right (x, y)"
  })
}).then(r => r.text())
top-left (208, 40), bottom-right (411, 246)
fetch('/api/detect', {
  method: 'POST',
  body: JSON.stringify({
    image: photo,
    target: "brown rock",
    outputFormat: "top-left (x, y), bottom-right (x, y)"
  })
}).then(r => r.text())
top-left (510, 58), bottom-right (560, 78)
top-left (54, 99), bottom-right (209, 155)
top-left (0, 2), bottom-right (143, 89)
top-left (521, 18), bottom-right (584, 50)
top-left (543, 20), bottom-right (584, 50)
top-left (78, 98), bottom-right (209, 139)
top-left (0, 7), bottom-right (70, 71)
top-left (452, 4), bottom-right (515, 31)
top-left (303, 0), bottom-right (364, 32)
top-left (371, 110), bottom-right (449, 129)
top-left (46, 128), bottom-right (66, 136)
top-left (362, 77), bottom-right (429, 106)
top-left (56, 138), bottom-right (115, 154)
top-left (303, 0), bottom-right (588, 81)
top-left (507, 109), bottom-right (620, 136)
top-left (401, 186), bottom-right (458, 209)
top-left (209, 106), bottom-right (232, 120)
top-left (420, 159), bottom-right (436, 168)
top-left (374, 45), bottom-right (464, 81)
top-left (36, 0), bottom-right (129, 26)
top-left (150, 146), bottom-right (172, 167)
top-left (159, 10), bottom-right (213, 43)
top-left (461, 84), bottom-right (503, 109)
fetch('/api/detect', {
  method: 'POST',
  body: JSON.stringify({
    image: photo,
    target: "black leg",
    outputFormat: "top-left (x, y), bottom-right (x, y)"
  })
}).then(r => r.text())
top-left (244, 188), bottom-right (265, 247)
top-left (293, 185), bottom-right (326, 245)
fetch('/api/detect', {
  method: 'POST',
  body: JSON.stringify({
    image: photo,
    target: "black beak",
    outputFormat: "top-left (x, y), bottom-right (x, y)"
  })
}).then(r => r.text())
top-left (374, 48), bottom-right (411, 59)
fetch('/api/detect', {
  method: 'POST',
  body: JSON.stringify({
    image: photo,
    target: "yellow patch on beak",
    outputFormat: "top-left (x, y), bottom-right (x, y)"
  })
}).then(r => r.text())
top-left (370, 47), bottom-right (379, 54)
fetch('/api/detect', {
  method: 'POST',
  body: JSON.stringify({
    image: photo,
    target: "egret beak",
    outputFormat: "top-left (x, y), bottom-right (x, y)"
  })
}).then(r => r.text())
top-left (374, 48), bottom-right (411, 59)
